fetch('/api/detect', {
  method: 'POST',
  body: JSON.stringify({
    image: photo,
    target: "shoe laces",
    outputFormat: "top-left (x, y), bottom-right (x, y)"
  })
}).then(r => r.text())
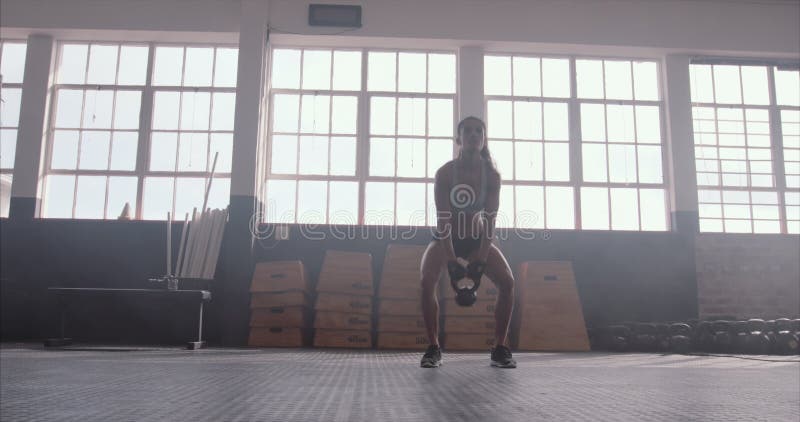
top-left (423, 345), bottom-right (441, 359)
top-left (493, 345), bottom-right (512, 359)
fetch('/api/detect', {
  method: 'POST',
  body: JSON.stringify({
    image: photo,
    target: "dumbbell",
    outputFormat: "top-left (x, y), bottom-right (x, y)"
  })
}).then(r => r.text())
top-left (793, 319), bottom-right (800, 355)
top-left (732, 321), bottom-right (750, 354)
top-left (668, 323), bottom-right (692, 354)
top-left (711, 320), bottom-right (733, 353)
top-left (607, 325), bottom-right (631, 352)
top-left (653, 324), bottom-right (671, 352)
top-left (632, 323), bottom-right (657, 352)
top-left (694, 321), bottom-right (715, 352)
top-left (745, 319), bottom-right (772, 355)
top-left (772, 318), bottom-right (799, 355)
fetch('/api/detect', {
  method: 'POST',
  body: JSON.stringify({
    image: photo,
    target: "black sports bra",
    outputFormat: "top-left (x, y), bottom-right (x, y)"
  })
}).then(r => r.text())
top-left (450, 159), bottom-right (488, 213)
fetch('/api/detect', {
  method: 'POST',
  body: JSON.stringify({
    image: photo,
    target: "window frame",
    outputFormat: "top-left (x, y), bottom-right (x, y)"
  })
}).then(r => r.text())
top-left (0, 39), bottom-right (28, 218)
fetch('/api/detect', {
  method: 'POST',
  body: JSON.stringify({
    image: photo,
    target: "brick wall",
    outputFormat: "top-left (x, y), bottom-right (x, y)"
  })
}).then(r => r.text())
top-left (696, 234), bottom-right (800, 320)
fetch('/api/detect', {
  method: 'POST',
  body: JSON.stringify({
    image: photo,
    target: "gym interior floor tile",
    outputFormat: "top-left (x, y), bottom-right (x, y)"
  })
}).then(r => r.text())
top-left (1, 344), bottom-right (798, 422)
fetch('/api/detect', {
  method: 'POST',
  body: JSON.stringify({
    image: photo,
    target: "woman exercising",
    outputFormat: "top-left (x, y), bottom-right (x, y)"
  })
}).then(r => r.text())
top-left (419, 116), bottom-right (516, 368)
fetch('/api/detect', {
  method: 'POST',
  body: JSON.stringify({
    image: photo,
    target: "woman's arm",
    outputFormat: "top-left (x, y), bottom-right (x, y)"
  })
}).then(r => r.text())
top-left (434, 164), bottom-right (458, 262)
top-left (475, 172), bottom-right (501, 264)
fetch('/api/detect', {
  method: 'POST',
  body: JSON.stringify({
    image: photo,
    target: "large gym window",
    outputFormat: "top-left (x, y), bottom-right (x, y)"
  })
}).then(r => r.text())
top-left (484, 54), bottom-right (667, 231)
top-left (690, 63), bottom-right (799, 234)
top-left (265, 48), bottom-right (456, 226)
top-left (0, 40), bottom-right (27, 217)
top-left (43, 42), bottom-right (237, 220)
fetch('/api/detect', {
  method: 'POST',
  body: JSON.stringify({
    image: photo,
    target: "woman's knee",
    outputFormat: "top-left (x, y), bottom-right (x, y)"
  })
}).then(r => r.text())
top-left (420, 274), bottom-right (440, 293)
top-left (494, 273), bottom-right (515, 296)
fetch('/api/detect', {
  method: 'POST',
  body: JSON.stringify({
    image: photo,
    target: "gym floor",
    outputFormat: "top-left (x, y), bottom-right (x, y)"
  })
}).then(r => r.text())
top-left (1, 344), bottom-right (798, 422)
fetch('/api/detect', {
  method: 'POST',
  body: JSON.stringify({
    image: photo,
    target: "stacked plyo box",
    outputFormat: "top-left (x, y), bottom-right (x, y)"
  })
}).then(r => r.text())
top-left (441, 274), bottom-right (499, 351)
top-left (248, 261), bottom-right (312, 347)
top-left (515, 261), bottom-right (590, 351)
top-left (313, 250), bottom-right (374, 349)
top-left (376, 244), bottom-right (430, 350)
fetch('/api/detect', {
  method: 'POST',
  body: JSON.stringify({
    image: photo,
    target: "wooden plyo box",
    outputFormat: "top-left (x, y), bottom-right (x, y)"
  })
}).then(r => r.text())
top-left (248, 327), bottom-right (308, 347)
top-left (249, 306), bottom-right (311, 328)
top-left (515, 261), bottom-right (590, 352)
top-left (443, 333), bottom-right (495, 351)
top-left (377, 332), bottom-right (430, 350)
top-left (313, 329), bottom-right (372, 349)
top-left (250, 261), bottom-right (309, 293)
top-left (315, 292), bottom-right (373, 315)
top-left (317, 251), bottom-right (374, 296)
top-left (378, 315), bottom-right (426, 332)
top-left (250, 291), bottom-right (310, 308)
top-left (379, 244), bottom-right (426, 299)
top-left (314, 311), bottom-right (373, 331)
top-left (443, 316), bottom-right (495, 334)
top-left (442, 300), bottom-right (496, 317)
top-left (377, 298), bottom-right (422, 316)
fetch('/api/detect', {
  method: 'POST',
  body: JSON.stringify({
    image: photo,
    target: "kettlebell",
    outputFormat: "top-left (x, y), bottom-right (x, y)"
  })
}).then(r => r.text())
top-left (448, 260), bottom-right (481, 307)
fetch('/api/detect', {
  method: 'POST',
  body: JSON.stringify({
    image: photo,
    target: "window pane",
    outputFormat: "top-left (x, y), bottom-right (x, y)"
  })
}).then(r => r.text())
top-left (206, 177), bottom-right (230, 210)
top-left (171, 177), bottom-right (204, 216)
top-left (117, 45), bottom-right (148, 85)
top-left (398, 97), bottom-right (426, 137)
top-left (582, 144), bottom-right (607, 183)
top-left (177, 133), bottom-right (208, 172)
top-left (150, 132), bottom-right (178, 171)
top-left (484, 56), bottom-right (511, 96)
top-left (713, 65), bottom-right (742, 104)
top-left (580, 103), bottom-right (605, 142)
top-left (299, 94), bottom-right (330, 134)
top-left (113, 90), bottom-right (142, 130)
top-left (428, 53), bottom-right (456, 94)
top-left (109, 131), bottom-right (137, 171)
top-left (180, 92), bottom-right (211, 131)
top-left (604, 60), bottom-right (633, 100)
top-left (398, 52), bottom-right (426, 93)
top-left (271, 49), bottom-right (301, 89)
top-left (640, 188), bottom-right (667, 231)
top-left (86, 44), bottom-right (118, 85)
top-left (142, 177), bottom-right (174, 220)
top-left (397, 137), bottom-right (426, 178)
top-left (184, 47), bottom-right (213, 87)
top-left (610, 188), bottom-right (639, 230)
top-left (515, 185), bottom-right (544, 229)
top-left (0, 42), bottom-right (27, 83)
top-left (329, 136), bottom-right (356, 176)
top-left (55, 89), bottom-right (84, 128)
top-left (428, 99), bottom-right (453, 137)
top-left (270, 135), bottom-right (297, 174)
top-left (514, 101), bottom-right (542, 140)
top-left (82, 89), bottom-right (114, 129)
top-left (332, 50), bottom-right (361, 91)
top-left (543, 102), bottom-right (569, 140)
top-left (689, 65), bottom-right (714, 103)
top-left (490, 140), bottom-right (513, 180)
top-left (370, 97), bottom-right (396, 135)
top-left (635, 105), bottom-right (661, 144)
top-left (514, 141), bottom-right (543, 181)
top-left (302, 50), bottom-right (332, 90)
top-left (544, 142), bottom-right (569, 181)
top-left (487, 100), bottom-right (512, 139)
top-left (298, 135), bottom-right (328, 175)
top-left (396, 182), bottom-right (426, 226)
top-left (214, 48), bottom-right (238, 88)
top-left (606, 104), bottom-right (635, 143)
top-left (542, 58), bottom-right (570, 98)
top-left (428, 138), bottom-right (452, 178)
top-left (0, 129), bottom-right (17, 169)
top-left (51, 130), bottom-right (80, 170)
top-left (369, 137), bottom-right (395, 177)
top-left (272, 94), bottom-right (300, 133)
top-left (211, 92), bottom-right (236, 131)
top-left (581, 187), bottom-right (609, 230)
top-left (633, 61), bottom-right (658, 101)
top-left (576, 59), bottom-right (604, 99)
top-left (329, 181), bottom-right (358, 224)
top-left (740, 66), bottom-right (769, 105)
top-left (59, 44), bottom-right (88, 84)
top-left (209, 133), bottom-right (233, 173)
top-left (513, 57), bottom-right (540, 97)
top-left (638, 145), bottom-right (663, 184)
top-left (107, 176), bottom-right (137, 219)
top-left (368, 52), bottom-right (396, 92)
top-left (330, 96), bottom-right (358, 135)
top-left (74, 176), bottom-right (106, 219)
top-left (775, 67), bottom-right (800, 106)
top-left (79, 131), bottom-right (111, 170)
top-left (297, 180), bottom-right (328, 224)
top-left (153, 46), bottom-right (184, 86)
top-left (0, 88), bottom-right (22, 127)
top-left (266, 179), bottom-right (296, 223)
top-left (152, 91), bottom-right (180, 130)
top-left (545, 186), bottom-right (574, 229)
top-left (45, 175), bottom-right (76, 218)
top-left (364, 182), bottom-right (395, 225)
top-left (608, 144), bottom-right (636, 184)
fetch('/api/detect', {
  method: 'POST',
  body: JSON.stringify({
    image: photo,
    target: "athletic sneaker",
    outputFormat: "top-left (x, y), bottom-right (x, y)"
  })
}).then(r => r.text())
top-left (420, 345), bottom-right (442, 368)
top-left (490, 345), bottom-right (517, 368)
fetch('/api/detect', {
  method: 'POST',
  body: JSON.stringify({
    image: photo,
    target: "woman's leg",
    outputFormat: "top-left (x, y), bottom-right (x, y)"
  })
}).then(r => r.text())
top-left (483, 244), bottom-right (516, 347)
top-left (420, 240), bottom-right (446, 347)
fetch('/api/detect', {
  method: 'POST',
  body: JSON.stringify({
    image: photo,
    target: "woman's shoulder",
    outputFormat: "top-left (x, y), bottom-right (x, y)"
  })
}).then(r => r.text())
top-left (435, 160), bottom-right (456, 178)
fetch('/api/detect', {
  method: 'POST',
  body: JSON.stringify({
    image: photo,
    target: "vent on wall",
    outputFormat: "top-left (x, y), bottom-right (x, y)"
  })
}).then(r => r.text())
top-left (308, 4), bottom-right (362, 28)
